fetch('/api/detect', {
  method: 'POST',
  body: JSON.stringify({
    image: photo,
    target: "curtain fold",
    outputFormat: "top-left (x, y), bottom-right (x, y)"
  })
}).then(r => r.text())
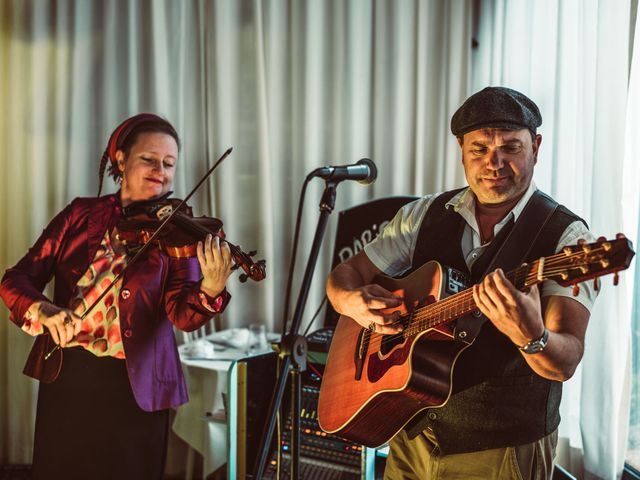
top-left (0, 0), bottom-right (471, 464)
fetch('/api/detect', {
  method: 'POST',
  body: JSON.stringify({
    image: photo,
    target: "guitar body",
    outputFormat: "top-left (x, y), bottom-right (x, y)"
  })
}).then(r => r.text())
top-left (318, 261), bottom-right (472, 447)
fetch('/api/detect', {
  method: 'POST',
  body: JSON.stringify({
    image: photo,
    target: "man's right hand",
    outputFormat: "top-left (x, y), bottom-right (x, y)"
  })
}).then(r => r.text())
top-left (36, 301), bottom-right (82, 347)
top-left (327, 251), bottom-right (405, 335)
top-left (336, 284), bottom-right (404, 334)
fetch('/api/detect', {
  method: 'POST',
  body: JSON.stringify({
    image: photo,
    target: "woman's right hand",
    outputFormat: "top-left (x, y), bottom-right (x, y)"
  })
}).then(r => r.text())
top-left (35, 302), bottom-right (82, 347)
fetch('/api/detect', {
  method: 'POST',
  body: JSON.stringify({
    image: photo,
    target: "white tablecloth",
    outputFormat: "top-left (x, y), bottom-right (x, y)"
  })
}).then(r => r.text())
top-left (172, 329), bottom-right (277, 477)
top-left (172, 355), bottom-right (235, 477)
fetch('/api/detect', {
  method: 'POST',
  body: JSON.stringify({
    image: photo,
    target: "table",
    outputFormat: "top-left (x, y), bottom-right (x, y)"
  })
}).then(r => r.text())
top-left (172, 330), bottom-right (276, 478)
top-left (172, 355), bottom-right (235, 478)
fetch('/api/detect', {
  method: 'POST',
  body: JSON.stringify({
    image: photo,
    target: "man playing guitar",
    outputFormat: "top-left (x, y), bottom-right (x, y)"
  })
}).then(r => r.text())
top-left (325, 87), bottom-right (597, 479)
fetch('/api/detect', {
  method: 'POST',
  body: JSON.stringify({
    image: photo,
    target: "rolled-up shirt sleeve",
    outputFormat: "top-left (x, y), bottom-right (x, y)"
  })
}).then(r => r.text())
top-left (364, 195), bottom-right (437, 277)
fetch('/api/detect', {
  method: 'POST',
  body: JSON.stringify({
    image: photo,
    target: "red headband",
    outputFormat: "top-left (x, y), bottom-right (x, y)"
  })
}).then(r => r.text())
top-left (106, 113), bottom-right (167, 167)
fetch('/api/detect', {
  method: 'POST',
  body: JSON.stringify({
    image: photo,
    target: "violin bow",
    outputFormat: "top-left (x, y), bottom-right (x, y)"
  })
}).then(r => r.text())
top-left (44, 147), bottom-right (233, 360)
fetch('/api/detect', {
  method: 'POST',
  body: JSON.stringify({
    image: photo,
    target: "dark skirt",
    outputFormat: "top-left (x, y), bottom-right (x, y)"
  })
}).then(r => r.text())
top-left (32, 347), bottom-right (168, 480)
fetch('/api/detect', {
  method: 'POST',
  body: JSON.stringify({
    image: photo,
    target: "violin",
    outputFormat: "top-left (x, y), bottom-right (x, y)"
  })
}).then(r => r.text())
top-left (114, 198), bottom-right (266, 283)
top-left (42, 148), bottom-right (262, 370)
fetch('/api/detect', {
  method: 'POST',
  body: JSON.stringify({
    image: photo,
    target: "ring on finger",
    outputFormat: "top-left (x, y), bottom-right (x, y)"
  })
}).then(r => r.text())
top-left (367, 321), bottom-right (376, 332)
top-left (63, 316), bottom-right (73, 326)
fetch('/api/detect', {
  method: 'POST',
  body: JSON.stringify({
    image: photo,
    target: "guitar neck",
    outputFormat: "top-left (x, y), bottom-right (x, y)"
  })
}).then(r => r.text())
top-left (400, 236), bottom-right (632, 338)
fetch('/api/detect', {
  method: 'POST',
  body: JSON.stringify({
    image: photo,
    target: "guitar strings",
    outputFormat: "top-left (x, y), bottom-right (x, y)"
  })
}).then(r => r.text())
top-left (379, 269), bottom-right (607, 345)
top-left (373, 245), bottom-right (612, 349)
top-left (406, 245), bottom-right (608, 322)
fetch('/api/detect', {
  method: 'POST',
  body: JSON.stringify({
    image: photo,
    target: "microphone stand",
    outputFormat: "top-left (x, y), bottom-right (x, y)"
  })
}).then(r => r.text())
top-left (252, 180), bottom-right (338, 480)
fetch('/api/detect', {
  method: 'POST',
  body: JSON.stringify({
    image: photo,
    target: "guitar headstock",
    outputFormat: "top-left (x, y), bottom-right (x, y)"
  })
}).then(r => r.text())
top-left (541, 234), bottom-right (635, 290)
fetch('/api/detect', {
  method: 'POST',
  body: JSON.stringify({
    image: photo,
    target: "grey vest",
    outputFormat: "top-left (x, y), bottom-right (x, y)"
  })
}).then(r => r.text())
top-left (404, 188), bottom-right (585, 454)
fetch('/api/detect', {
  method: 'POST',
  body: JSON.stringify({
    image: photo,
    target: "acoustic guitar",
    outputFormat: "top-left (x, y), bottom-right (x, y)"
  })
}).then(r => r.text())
top-left (317, 235), bottom-right (635, 447)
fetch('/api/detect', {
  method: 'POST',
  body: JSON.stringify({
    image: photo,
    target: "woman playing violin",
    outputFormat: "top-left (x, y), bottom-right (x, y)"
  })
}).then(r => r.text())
top-left (0, 113), bottom-right (234, 479)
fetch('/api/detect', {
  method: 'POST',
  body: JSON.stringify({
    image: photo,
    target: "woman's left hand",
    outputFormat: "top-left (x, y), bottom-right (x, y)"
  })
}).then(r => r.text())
top-left (197, 234), bottom-right (234, 298)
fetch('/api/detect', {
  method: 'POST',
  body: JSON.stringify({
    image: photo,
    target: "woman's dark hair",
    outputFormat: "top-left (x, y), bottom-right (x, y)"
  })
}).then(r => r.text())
top-left (97, 114), bottom-right (180, 197)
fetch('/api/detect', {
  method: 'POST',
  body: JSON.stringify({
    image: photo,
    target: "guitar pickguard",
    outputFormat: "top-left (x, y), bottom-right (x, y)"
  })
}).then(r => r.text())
top-left (367, 293), bottom-right (456, 383)
top-left (366, 327), bottom-right (457, 382)
top-left (367, 334), bottom-right (414, 383)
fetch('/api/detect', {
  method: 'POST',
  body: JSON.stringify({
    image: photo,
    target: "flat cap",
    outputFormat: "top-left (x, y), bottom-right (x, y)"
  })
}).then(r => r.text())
top-left (450, 86), bottom-right (542, 137)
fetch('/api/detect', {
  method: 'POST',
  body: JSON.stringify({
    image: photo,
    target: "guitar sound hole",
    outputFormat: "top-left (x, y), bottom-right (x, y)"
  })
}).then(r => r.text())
top-left (379, 314), bottom-right (412, 355)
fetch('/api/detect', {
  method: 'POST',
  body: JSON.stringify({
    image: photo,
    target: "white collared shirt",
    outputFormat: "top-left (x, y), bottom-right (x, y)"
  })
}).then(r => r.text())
top-left (363, 184), bottom-right (596, 310)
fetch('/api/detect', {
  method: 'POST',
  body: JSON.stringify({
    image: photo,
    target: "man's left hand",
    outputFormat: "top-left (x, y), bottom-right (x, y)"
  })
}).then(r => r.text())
top-left (472, 268), bottom-right (545, 347)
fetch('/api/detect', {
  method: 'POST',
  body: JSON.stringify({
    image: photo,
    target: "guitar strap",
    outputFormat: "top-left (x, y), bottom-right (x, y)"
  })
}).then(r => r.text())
top-left (453, 190), bottom-right (559, 342)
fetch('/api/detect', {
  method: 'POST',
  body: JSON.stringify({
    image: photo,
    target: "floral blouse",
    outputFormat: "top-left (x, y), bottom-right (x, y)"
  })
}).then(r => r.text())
top-left (21, 229), bottom-right (228, 359)
top-left (23, 231), bottom-right (128, 358)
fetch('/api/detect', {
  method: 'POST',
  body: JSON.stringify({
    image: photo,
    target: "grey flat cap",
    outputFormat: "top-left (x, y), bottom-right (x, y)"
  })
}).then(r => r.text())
top-left (450, 86), bottom-right (542, 136)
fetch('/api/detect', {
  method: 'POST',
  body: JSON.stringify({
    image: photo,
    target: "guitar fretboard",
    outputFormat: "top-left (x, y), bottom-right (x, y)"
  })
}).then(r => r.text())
top-left (400, 262), bottom-right (536, 338)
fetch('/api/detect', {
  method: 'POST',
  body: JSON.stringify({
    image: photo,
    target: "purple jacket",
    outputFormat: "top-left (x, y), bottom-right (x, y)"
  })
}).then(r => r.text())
top-left (0, 194), bottom-right (230, 411)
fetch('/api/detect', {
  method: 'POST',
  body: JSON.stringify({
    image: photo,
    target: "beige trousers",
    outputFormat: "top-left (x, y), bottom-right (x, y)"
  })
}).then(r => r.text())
top-left (384, 428), bottom-right (558, 480)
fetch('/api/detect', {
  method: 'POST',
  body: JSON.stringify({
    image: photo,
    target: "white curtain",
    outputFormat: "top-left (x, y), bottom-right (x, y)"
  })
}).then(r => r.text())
top-left (622, 0), bottom-right (640, 471)
top-left (0, 0), bottom-right (472, 465)
top-left (474, 0), bottom-right (639, 478)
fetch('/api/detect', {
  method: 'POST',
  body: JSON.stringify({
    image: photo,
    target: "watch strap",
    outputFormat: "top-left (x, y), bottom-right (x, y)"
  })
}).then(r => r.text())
top-left (518, 328), bottom-right (549, 354)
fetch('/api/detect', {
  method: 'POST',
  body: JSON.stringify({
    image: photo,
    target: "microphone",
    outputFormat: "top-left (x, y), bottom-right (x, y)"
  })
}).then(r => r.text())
top-left (311, 158), bottom-right (377, 185)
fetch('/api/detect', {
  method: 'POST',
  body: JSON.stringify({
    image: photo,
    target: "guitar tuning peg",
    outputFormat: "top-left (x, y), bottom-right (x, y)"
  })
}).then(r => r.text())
top-left (239, 274), bottom-right (248, 283)
top-left (572, 284), bottom-right (580, 296)
top-left (577, 238), bottom-right (591, 253)
top-left (614, 272), bottom-right (619, 286)
top-left (593, 278), bottom-right (600, 292)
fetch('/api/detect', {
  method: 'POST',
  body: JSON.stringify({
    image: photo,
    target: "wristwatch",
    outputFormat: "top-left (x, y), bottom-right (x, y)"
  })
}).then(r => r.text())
top-left (518, 328), bottom-right (549, 354)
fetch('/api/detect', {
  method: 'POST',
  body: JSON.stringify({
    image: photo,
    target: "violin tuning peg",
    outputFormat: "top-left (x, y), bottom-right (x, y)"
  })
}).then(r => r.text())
top-left (248, 250), bottom-right (257, 257)
top-left (239, 274), bottom-right (248, 283)
top-left (231, 264), bottom-right (241, 271)
top-left (616, 233), bottom-right (626, 239)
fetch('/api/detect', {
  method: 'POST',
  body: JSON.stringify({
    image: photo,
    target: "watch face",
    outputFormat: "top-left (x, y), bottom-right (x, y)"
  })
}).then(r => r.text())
top-left (523, 343), bottom-right (544, 354)
top-left (520, 329), bottom-right (549, 354)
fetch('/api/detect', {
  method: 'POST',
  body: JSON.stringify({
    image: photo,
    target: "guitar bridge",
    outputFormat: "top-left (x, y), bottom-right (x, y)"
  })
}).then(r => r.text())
top-left (353, 328), bottom-right (370, 380)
